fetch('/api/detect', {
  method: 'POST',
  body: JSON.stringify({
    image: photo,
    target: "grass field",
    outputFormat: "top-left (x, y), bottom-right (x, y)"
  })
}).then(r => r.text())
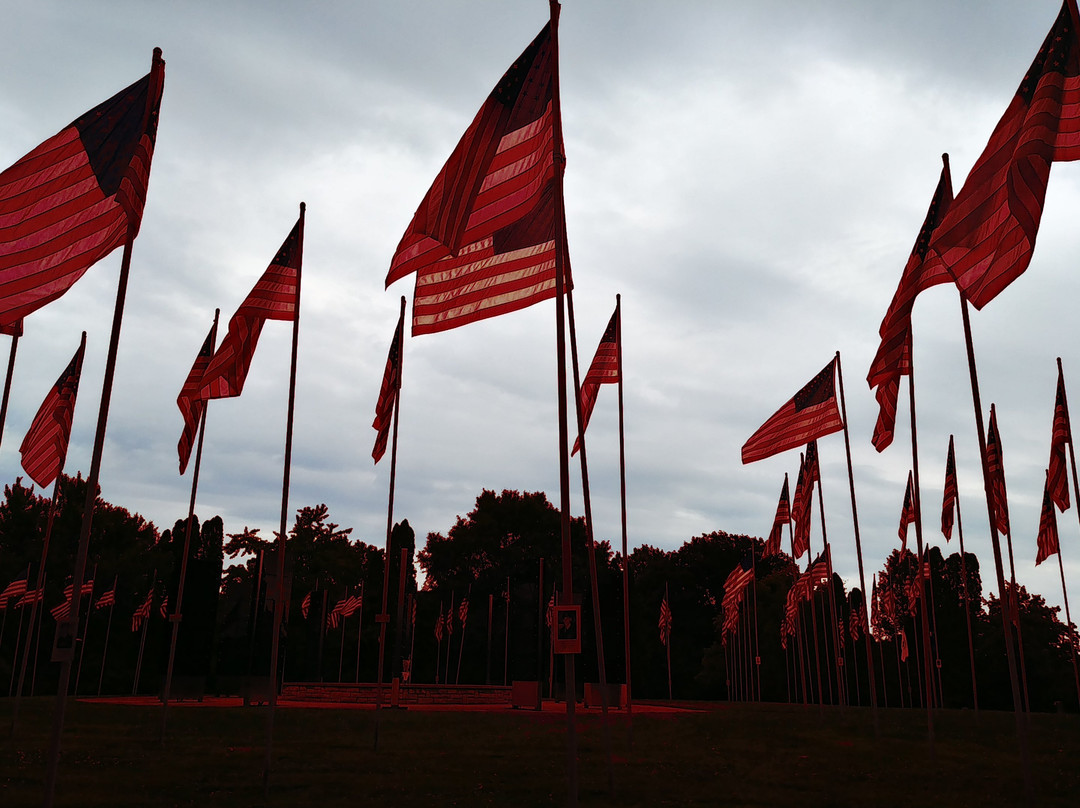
top-left (1, 698), bottom-right (1078, 807)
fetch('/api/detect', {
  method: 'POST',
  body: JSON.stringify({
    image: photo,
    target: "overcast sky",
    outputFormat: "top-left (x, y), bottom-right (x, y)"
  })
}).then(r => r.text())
top-left (2, 0), bottom-right (1080, 615)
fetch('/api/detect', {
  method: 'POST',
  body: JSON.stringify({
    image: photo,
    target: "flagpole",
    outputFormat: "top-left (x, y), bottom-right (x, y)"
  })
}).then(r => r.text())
top-left (362, 582), bottom-right (370, 682)
top-left (132, 586), bottom-right (153, 695)
top-left (1054, 359), bottom-right (1080, 706)
top-left (455, 584), bottom-right (470, 684)
top-left (504, 576), bottom-right (510, 687)
top-left (373, 295), bottom-right (405, 750)
top-left (664, 582), bottom-right (672, 700)
top-left (789, 521), bottom-right (808, 706)
top-left (549, 3), bottom-right (579, 802)
top-left (0, 329), bottom-right (19, 452)
top-left (750, 548), bottom-right (762, 701)
top-left (614, 297), bottom-right (633, 725)
top-left (161, 309), bottom-right (219, 740)
top-left (262, 201), bottom-right (304, 793)
top-left (97, 575), bottom-right (117, 696)
top-left (905, 345), bottom-right (937, 748)
top-left (949, 435), bottom-right (980, 712)
top-left (800, 450), bottom-right (825, 714)
top-left (11, 473), bottom-right (66, 732)
top-left (813, 481), bottom-right (844, 708)
top-left (958, 294), bottom-right (1030, 790)
top-left (73, 565), bottom-right (96, 694)
top-left (486, 593), bottom-right (493, 685)
top-left (445, 590), bottom-right (455, 689)
top-left (834, 353), bottom-right (879, 728)
top-left (565, 286), bottom-right (615, 792)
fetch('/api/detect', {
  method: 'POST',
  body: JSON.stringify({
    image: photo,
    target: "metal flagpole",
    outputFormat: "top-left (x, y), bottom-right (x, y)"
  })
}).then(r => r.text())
top-left (615, 297), bottom-right (633, 726)
top-left (373, 295), bottom-right (405, 751)
top-left (948, 435), bottom-right (980, 712)
top-left (97, 575), bottom-right (118, 696)
top-left (486, 593), bottom-right (493, 685)
top-left (73, 565), bottom-right (96, 695)
top-left (0, 325), bottom-right (20, 453)
top-left (162, 309), bottom-right (219, 739)
top-left (1055, 359), bottom-right (1080, 706)
top-left (504, 576), bottom-right (510, 687)
top-left (262, 202), bottom-right (305, 793)
top-left (565, 286), bottom-right (615, 793)
top-left (958, 294), bottom-right (1029, 791)
top-left (455, 584), bottom-right (470, 684)
top-left (550, 3), bottom-right (579, 801)
top-left (812, 482), bottom-right (844, 709)
top-left (132, 583), bottom-right (154, 695)
top-left (834, 353), bottom-right (878, 730)
top-left (355, 580), bottom-right (365, 683)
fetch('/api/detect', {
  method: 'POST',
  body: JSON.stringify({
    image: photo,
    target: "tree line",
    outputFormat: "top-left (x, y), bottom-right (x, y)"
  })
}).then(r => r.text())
top-left (1, 478), bottom-right (1077, 711)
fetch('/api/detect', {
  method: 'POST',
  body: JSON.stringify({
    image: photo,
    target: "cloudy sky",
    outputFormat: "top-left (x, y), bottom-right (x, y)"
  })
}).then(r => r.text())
top-left (2, 0), bottom-right (1080, 614)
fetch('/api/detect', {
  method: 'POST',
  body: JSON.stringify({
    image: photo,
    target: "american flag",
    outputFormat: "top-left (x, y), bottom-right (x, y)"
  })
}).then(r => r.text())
top-left (19, 338), bottom-right (85, 489)
top-left (300, 591), bottom-right (312, 620)
top-left (764, 475), bottom-right (790, 557)
top-left (985, 405), bottom-right (1011, 535)
top-left (17, 589), bottom-right (43, 607)
top-left (1036, 471), bottom-right (1061, 566)
top-left (371, 310), bottom-right (403, 463)
top-left (1, 567), bottom-right (29, 608)
top-left (95, 586), bottom-right (116, 610)
top-left (131, 586), bottom-right (154, 632)
top-left (1048, 366), bottom-right (1071, 512)
top-left (458, 596), bottom-right (469, 628)
top-left (658, 593), bottom-right (672, 647)
top-left (177, 321), bottom-right (216, 474)
top-left (898, 471), bottom-right (916, 550)
top-left (941, 435), bottom-right (959, 540)
top-left (199, 216), bottom-right (301, 400)
top-left (159, 593), bottom-right (169, 619)
top-left (386, 24), bottom-right (559, 336)
top-left (741, 359), bottom-right (844, 464)
top-left (573, 305), bottom-right (619, 455)
top-left (434, 603), bottom-right (444, 643)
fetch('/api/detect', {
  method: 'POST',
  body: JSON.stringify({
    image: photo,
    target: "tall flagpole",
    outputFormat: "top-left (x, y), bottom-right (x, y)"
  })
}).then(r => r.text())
top-left (905, 342), bottom-right (937, 749)
top-left (834, 353), bottom-right (879, 730)
top-left (354, 580), bottom-right (365, 683)
top-left (812, 477), bottom-right (845, 708)
top-left (97, 575), bottom-right (118, 696)
top-left (374, 295), bottom-right (405, 750)
top-left (615, 296), bottom-right (632, 725)
top-left (504, 576), bottom-right (510, 686)
top-left (1054, 358), bottom-right (1080, 706)
top-left (161, 309), bottom-right (219, 740)
top-left (43, 52), bottom-right (163, 808)
top-left (958, 294), bottom-right (1030, 790)
top-left (948, 435), bottom-right (980, 712)
top-left (262, 202), bottom-right (304, 793)
top-left (73, 565), bottom-right (96, 695)
top-left (0, 326), bottom-right (20, 452)
top-left (549, 3), bottom-right (579, 803)
top-left (565, 286), bottom-right (615, 792)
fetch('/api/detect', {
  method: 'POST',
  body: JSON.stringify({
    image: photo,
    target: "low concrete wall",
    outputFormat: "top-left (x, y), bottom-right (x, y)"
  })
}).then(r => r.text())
top-left (282, 681), bottom-right (514, 706)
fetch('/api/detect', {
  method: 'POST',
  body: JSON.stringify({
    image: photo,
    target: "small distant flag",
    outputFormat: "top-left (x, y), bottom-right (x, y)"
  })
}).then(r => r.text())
top-left (199, 216), bottom-right (302, 400)
top-left (899, 629), bottom-right (909, 662)
top-left (131, 586), bottom-right (154, 632)
top-left (764, 475), bottom-right (790, 558)
top-left (1036, 470), bottom-right (1061, 566)
top-left (458, 596), bottom-right (469, 628)
top-left (19, 337), bottom-right (85, 488)
top-left (659, 593), bottom-right (673, 647)
top-left (898, 471), bottom-right (916, 550)
top-left (941, 435), bottom-right (959, 540)
top-left (1048, 366), bottom-right (1071, 512)
top-left (1, 567), bottom-right (29, 608)
top-left (159, 593), bottom-right (169, 619)
top-left (573, 306), bottom-right (620, 455)
top-left (95, 585), bottom-right (116, 610)
top-left (986, 405), bottom-right (1011, 536)
top-left (18, 589), bottom-right (43, 608)
top-left (177, 320), bottom-right (216, 474)
top-left (372, 307), bottom-right (404, 463)
top-left (435, 603), bottom-right (444, 643)
top-left (301, 591), bottom-right (312, 620)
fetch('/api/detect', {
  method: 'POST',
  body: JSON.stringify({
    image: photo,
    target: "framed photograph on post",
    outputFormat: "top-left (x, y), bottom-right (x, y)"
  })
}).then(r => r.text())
top-left (553, 604), bottom-right (581, 654)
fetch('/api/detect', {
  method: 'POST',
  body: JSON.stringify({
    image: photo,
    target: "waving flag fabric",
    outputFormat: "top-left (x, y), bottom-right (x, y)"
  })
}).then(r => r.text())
top-left (1048, 366), bottom-right (1071, 511)
top-left (1037, 471), bottom-right (1061, 565)
top-left (372, 309), bottom-right (404, 463)
top-left (742, 359), bottom-right (843, 464)
top-left (1, 567), bottom-right (29, 608)
top-left (177, 321), bottom-right (215, 474)
top-left (868, 157), bottom-right (954, 451)
top-left (658, 593), bottom-right (672, 646)
top-left (986, 405), bottom-right (1011, 536)
top-left (791, 443), bottom-right (820, 560)
top-left (199, 217), bottom-right (301, 399)
top-left (0, 52), bottom-right (164, 326)
top-left (898, 471), bottom-right (916, 550)
top-left (20, 337), bottom-right (85, 488)
top-left (942, 435), bottom-right (959, 540)
top-left (930, 1), bottom-right (1080, 309)
top-left (573, 306), bottom-right (619, 455)
top-left (386, 24), bottom-right (560, 335)
top-left (721, 556), bottom-right (754, 636)
top-left (764, 475), bottom-right (790, 557)
top-left (131, 586), bottom-right (153, 632)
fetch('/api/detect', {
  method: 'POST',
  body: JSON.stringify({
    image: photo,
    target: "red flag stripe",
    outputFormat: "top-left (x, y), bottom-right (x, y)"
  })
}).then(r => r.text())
top-left (19, 339), bottom-right (84, 488)
top-left (741, 359), bottom-right (844, 464)
top-left (198, 220), bottom-right (301, 400)
top-left (930, 2), bottom-right (1080, 309)
top-left (0, 58), bottom-right (163, 325)
top-left (177, 323), bottom-right (215, 474)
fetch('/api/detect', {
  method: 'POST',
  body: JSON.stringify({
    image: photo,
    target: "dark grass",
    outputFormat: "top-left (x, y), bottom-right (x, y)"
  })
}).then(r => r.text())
top-left (2, 698), bottom-right (1079, 807)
